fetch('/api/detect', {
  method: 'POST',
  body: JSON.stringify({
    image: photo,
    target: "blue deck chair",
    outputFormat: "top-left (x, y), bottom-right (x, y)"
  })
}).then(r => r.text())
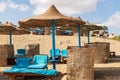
top-left (61, 49), bottom-right (68, 58)
top-left (28, 55), bottom-right (49, 69)
top-left (4, 57), bottom-right (57, 75)
top-left (61, 49), bottom-right (68, 63)
top-left (13, 57), bottom-right (31, 68)
top-left (4, 56), bottom-right (57, 80)
top-left (15, 49), bottom-right (26, 58)
top-left (49, 49), bottom-right (61, 62)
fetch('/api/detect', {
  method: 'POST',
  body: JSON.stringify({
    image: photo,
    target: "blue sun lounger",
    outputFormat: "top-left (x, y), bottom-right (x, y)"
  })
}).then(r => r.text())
top-left (28, 55), bottom-right (49, 69)
top-left (13, 57), bottom-right (32, 68)
top-left (3, 56), bottom-right (57, 80)
top-left (3, 68), bottom-right (57, 80)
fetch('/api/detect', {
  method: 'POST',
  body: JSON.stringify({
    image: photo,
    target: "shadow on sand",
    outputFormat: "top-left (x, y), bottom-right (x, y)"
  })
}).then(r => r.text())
top-left (95, 55), bottom-right (120, 80)
top-left (95, 67), bottom-right (120, 80)
top-left (107, 55), bottom-right (120, 63)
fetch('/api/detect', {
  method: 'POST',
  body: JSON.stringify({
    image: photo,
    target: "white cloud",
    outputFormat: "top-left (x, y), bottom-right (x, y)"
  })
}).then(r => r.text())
top-left (29, 0), bottom-right (98, 15)
top-left (19, 4), bottom-right (29, 11)
top-left (0, 0), bottom-right (29, 12)
top-left (8, 0), bottom-right (29, 11)
top-left (102, 11), bottom-right (120, 35)
top-left (0, 2), bottom-right (7, 12)
top-left (103, 11), bottom-right (120, 28)
top-left (8, 1), bottom-right (19, 9)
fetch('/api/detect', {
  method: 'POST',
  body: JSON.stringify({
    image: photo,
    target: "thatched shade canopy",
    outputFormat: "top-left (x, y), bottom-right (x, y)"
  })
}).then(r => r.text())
top-left (2, 22), bottom-right (17, 31)
top-left (0, 22), bottom-right (30, 35)
top-left (0, 27), bottom-right (31, 35)
top-left (14, 27), bottom-right (31, 35)
top-left (0, 22), bottom-right (31, 45)
top-left (81, 21), bottom-right (103, 31)
top-left (0, 22), bottom-right (5, 31)
top-left (73, 17), bottom-right (85, 26)
top-left (56, 17), bottom-right (85, 31)
top-left (19, 5), bottom-right (84, 28)
top-left (0, 22), bottom-right (16, 32)
top-left (81, 22), bottom-right (103, 43)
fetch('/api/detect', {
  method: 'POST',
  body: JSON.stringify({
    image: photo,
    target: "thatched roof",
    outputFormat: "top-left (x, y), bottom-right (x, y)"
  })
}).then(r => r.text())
top-left (0, 22), bottom-right (5, 31)
top-left (19, 5), bottom-right (84, 28)
top-left (0, 22), bottom-right (31, 35)
top-left (0, 22), bottom-right (16, 31)
top-left (81, 21), bottom-right (103, 31)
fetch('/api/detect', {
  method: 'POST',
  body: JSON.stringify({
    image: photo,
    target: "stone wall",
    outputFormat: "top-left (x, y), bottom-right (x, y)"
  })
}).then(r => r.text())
top-left (67, 46), bottom-right (94, 80)
top-left (85, 42), bottom-right (110, 63)
top-left (25, 44), bottom-right (39, 58)
top-left (0, 44), bottom-right (14, 66)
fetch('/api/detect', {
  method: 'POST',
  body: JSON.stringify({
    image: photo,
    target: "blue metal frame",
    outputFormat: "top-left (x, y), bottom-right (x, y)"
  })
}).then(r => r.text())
top-left (51, 20), bottom-right (56, 69)
top-left (78, 26), bottom-right (81, 48)
top-left (10, 31), bottom-right (12, 45)
top-left (87, 30), bottom-right (90, 43)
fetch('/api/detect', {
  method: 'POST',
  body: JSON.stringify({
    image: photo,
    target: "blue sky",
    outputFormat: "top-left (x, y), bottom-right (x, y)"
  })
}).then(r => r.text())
top-left (0, 0), bottom-right (120, 35)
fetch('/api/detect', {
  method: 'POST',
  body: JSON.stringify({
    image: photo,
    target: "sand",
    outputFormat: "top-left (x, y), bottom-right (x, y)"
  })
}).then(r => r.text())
top-left (0, 34), bottom-right (120, 55)
top-left (0, 34), bottom-right (120, 80)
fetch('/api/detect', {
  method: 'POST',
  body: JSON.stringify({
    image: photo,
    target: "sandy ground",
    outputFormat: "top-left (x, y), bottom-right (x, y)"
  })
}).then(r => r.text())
top-left (0, 34), bottom-right (120, 55)
top-left (0, 34), bottom-right (120, 80)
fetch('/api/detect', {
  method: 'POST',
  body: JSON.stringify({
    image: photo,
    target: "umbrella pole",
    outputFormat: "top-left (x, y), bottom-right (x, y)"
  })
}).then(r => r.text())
top-left (10, 31), bottom-right (12, 45)
top-left (78, 26), bottom-right (81, 48)
top-left (87, 30), bottom-right (90, 43)
top-left (51, 20), bottom-right (56, 69)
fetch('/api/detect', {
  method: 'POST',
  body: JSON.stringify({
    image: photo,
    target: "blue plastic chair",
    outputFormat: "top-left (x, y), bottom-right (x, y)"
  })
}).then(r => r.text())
top-left (50, 49), bottom-right (61, 57)
top-left (61, 49), bottom-right (68, 63)
top-left (49, 49), bottom-right (61, 62)
top-left (15, 49), bottom-right (26, 57)
top-left (61, 49), bottom-right (68, 58)
top-left (13, 57), bottom-right (31, 68)
top-left (28, 55), bottom-right (49, 69)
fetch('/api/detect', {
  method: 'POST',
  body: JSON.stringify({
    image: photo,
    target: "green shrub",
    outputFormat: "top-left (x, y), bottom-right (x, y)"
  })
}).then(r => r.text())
top-left (111, 36), bottom-right (120, 41)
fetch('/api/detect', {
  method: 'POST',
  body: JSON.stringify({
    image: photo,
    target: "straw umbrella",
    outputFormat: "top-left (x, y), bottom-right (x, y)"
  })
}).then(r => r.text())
top-left (0, 22), bottom-right (30, 45)
top-left (0, 22), bottom-right (5, 30)
top-left (82, 22), bottom-right (103, 43)
top-left (0, 22), bottom-right (16, 31)
top-left (0, 22), bottom-right (16, 45)
top-left (19, 5), bottom-right (83, 69)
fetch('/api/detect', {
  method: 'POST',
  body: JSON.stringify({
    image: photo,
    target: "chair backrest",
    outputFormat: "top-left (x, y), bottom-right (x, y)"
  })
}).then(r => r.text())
top-left (50, 49), bottom-right (61, 57)
top-left (15, 58), bottom-right (31, 68)
top-left (17, 49), bottom-right (25, 55)
top-left (33, 55), bottom-right (49, 64)
top-left (61, 49), bottom-right (68, 58)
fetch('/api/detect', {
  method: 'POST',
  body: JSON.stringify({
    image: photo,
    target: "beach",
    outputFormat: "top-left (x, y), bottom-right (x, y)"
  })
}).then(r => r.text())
top-left (0, 34), bottom-right (120, 80)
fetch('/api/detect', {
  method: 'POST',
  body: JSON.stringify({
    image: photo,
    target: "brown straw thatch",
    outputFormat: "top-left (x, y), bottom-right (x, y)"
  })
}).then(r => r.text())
top-left (3, 22), bottom-right (17, 31)
top-left (14, 27), bottom-right (31, 35)
top-left (0, 22), bottom-right (31, 35)
top-left (19, 5), bottom-right (84, 28)
top-left (81, 21), bottom-right (103, 31)
top-left (0, 22), bottom-right (5, 31)
top-left (0, 22), bottom-right (15, 31)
